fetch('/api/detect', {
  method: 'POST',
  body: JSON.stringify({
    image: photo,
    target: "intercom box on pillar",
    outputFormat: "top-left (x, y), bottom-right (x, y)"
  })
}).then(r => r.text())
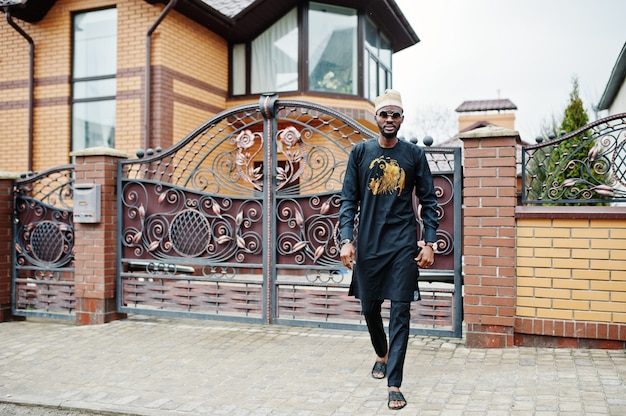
top-left (73, 183), bottom-right (101, 223)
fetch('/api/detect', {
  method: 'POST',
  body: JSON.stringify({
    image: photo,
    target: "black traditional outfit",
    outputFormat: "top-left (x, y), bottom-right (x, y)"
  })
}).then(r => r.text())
top-left (339, 137), bottom-right (439, 388)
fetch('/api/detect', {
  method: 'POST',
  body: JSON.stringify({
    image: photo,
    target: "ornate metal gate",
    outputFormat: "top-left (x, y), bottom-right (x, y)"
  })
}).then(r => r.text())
top-left (12, 166), bottom-right (75, 319)
top-left (117, 95), bottom-right (462, 336)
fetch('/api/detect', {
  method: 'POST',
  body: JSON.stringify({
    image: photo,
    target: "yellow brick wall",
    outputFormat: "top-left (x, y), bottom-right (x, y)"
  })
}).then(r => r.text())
top-left (0, 15), bottom-right (36, 173)
top-left (155, 11), bottom-right (228, 97)
top-left (150, 9), bottom-right (228, 148)
top-left (516, 217), bottom-right (626, 324)
top-left (115, 0), bottom-right (154, 155)
top-left (458, 112), bottom-right (515, 132)
top-left (0, 107), bottom-right (30, 174)
top-left (0, 0), bottom-right (229, 172)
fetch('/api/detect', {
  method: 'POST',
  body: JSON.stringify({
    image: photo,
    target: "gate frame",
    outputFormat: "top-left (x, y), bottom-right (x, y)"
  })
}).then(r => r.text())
top-left (112, 95), bottom-right (463, 336)
top-left (6, 97), bottom-right (463, 337)
top-left (11, 165), bottom-right (75, 321)
top-left (261, 93), bottom-right (279, 325)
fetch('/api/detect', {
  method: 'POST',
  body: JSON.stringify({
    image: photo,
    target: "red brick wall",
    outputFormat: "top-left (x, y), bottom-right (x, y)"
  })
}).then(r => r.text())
top-left (461, 126), bottom-right (626, 349)
top-left (460, 127), bottom-right (519, 347)
top-left (72, 149), bottom-right (129, 325)
top-left (0, 177), bottom-right (17, 322)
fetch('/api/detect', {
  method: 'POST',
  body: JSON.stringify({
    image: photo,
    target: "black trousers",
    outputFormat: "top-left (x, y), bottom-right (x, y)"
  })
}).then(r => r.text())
top-left (362, 299), bottom-right (411, 388)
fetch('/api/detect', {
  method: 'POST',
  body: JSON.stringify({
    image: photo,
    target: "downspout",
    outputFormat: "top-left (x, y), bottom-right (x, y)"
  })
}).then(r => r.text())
top-left (144, 0), bottom-right (177, 150)
top-left (6, 8), bottom-right (34, 172)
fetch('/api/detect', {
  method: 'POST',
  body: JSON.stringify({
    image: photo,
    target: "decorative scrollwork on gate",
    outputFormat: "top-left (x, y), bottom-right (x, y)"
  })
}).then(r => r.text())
top-left (233, 129), bottom-right (264, 191)
top-left (14, 166), bottom-right (75, 273)
top-left (121, 181), bottom-right (263, 264)
top-left (522, 113), bottom-right (626, 204)
top-left (13, 166), bottom-right (75, 317)
top-left (169, 209), bottom-right (211, 257)
top-left (275, 195), bottom-right (342, 266)
top-left (276, 126), bottom-right (307, 190)
top-left (118, 98), bottom-right (461, 333)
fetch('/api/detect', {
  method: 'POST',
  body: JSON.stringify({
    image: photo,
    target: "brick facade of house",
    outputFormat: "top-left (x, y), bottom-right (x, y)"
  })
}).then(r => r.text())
top-left (2, 1), bottom-right (624, 348)
top-left (0, 0), bottom-right (380, 175)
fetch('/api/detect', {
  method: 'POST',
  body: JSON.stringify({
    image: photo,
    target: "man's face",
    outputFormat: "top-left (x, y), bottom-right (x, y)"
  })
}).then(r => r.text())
top-left (375, 105), bottom-right (404, 139)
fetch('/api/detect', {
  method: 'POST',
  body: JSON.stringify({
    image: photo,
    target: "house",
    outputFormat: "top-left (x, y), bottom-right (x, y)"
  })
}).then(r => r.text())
top-left (438, 98), bottom-right (518, 148)
top-left (438, 97), bottom-right (524, 201)
top-left (598, 42), bottom-right (626, 116)
top-left (0, 0), bottom-right (418, 173)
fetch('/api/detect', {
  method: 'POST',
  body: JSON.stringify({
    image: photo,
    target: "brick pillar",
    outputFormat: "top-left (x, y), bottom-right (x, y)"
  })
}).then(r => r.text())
top-left (0, 173), bottom-right (19, 322)
top-left (71, 147), bottom-right (129, 325)
top-left (460, 126), bottom-right (518, 347)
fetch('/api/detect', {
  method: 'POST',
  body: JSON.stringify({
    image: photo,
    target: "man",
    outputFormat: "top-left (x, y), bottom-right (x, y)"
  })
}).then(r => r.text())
top-left (338, 89), bottom-right (439, 410)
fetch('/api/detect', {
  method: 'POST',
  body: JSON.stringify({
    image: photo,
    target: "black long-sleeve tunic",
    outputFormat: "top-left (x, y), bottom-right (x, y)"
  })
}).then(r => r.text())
top-left (339, 139), bottom-right (439, 302)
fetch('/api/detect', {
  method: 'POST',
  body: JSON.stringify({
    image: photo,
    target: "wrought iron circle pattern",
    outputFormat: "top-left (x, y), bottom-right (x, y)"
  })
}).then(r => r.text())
top-left (30, 221), bottom-right (64, 263)
top-left (169, 209), bottom-right (211, 257)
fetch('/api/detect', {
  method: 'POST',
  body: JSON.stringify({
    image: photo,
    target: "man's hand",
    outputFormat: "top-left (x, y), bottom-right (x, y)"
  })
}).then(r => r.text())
top-left (415, 242), bottom-right (435, 269)
top-left (340, 242), bottom-right (355, 270)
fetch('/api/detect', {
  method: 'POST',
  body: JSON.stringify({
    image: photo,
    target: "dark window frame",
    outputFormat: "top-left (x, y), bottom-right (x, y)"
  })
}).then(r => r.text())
top-left (70, 6), bottom-right (118, 154)
top-left (229, 1), bottom-right (393, 102)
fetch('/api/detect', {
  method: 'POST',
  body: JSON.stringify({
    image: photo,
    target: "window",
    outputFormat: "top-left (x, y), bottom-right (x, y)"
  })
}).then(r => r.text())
top-left (250, 8), bottom-right (298, 94)
top-left (72, 8), bottom-right (117, 152)
top-left (230, 2), bottom-right (391, 101)
top-left (308, 3), bottom-right (357, 95)
top-left (364, 18), bottom-right (392, 100)
top-left (232, 43), bottom-right (247, 95)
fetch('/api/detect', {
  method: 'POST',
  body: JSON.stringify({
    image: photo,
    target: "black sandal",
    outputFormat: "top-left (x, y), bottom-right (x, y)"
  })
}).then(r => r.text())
top-left (371, 361), bottom-right (386, 379)
top-left (388, 390), bottom-right (407, 410)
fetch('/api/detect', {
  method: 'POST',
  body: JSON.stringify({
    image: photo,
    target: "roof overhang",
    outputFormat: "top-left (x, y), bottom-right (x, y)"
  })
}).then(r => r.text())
top-left (598, 43), bottom-right (626, 111)
top-left (1, 0), bottom-right (418, 53)
top-left (150, 0), bottom-right (419, 52)
top-left (0, 0), bottom-right (55, 22)
top-left (0, 0), bottom-right (26, 6)
top-left (455, 99), bottom-right (518, 113)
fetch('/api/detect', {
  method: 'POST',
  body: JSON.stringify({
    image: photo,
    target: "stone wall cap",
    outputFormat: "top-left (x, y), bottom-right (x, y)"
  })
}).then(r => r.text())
top-left (0, 170), bottom-right (20, 180)
top-left (459, 125), bottom-right (519, 139)
top-left (70, 146), bottom-right (131, 159)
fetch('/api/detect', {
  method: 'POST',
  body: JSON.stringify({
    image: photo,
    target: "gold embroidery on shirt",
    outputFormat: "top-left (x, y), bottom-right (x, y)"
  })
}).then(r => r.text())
top-left (368, 156), bottom-right (405, 195)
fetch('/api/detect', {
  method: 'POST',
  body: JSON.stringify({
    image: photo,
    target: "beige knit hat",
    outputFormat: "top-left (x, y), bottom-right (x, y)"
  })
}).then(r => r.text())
top-left (374, 89), bottom-right (403, 112)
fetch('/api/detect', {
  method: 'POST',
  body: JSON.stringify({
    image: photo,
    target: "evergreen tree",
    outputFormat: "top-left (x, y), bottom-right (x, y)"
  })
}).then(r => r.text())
top-left (540, 76), bottom-right (605, 205)
top-left (560, 76), bottom-right (588, 133)
top-left (525, 76), bottom-right (608, 205)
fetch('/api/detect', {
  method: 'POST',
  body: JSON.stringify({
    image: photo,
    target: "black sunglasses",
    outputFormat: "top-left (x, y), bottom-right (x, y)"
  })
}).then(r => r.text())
top-left (377, 111), bottom-right (403, 120)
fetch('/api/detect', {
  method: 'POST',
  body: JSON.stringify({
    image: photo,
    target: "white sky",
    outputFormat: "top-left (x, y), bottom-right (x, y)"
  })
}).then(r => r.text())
top-left (393, 0), bottom-right (626, 144)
